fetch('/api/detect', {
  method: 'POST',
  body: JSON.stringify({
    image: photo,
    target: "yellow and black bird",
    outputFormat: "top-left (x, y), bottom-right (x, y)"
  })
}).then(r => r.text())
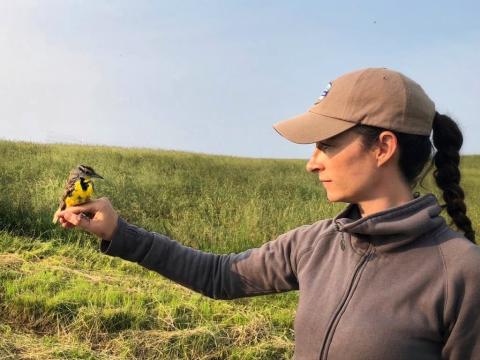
top-left (52, 164), bottom-right (104, 224)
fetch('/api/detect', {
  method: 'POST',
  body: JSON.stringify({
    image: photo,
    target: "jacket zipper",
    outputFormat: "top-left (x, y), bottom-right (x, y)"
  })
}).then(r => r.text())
top-left (318, 240), bottom-right (373, 360)
top-left (334, 221), bottom-right (346, 251)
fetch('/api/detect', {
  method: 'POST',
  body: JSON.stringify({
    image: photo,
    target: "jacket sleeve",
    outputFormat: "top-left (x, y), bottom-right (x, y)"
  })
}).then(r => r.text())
top-left (441, 244), bottom-right (480, 359)
top-left (100, 217), bottom-right (310, 299)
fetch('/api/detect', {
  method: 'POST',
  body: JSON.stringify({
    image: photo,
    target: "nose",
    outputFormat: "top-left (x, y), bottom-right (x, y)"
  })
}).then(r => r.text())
top-left (306, 148), bottom-right (325, 173)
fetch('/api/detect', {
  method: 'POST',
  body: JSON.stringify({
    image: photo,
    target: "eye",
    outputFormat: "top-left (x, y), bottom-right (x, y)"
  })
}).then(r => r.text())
top-left (316, 142), bottom-right (332, 151)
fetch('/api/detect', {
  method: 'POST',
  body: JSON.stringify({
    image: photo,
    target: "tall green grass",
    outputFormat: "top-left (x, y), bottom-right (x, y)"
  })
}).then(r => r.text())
top-left (0, 140), bottom-right (478, 359)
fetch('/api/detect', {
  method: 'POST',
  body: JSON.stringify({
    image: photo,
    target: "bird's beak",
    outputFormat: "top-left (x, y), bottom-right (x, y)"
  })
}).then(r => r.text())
top-left (92, 173), bottom-right (104, 179)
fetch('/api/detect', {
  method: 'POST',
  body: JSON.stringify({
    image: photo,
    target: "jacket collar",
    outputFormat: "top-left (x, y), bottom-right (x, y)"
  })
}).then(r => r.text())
top-left (333, 193), bottom-right (447, 253)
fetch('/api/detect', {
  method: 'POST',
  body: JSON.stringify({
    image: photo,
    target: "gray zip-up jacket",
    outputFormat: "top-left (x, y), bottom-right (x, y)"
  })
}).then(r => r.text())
top-left (100, 193), bottom-right (480, 359)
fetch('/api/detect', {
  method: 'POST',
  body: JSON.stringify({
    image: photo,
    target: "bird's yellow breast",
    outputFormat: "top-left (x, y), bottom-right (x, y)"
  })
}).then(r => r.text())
top-left (65, 179), bottom-right (94, 207)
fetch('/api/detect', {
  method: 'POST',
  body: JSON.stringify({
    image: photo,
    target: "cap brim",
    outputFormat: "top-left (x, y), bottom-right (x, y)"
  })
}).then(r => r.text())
top-left (272, 111), bottom-right (357, 144)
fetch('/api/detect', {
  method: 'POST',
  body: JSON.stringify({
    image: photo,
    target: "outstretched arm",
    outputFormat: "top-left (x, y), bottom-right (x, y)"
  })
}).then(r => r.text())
top-left (57, 198), bottom-right (303, 299)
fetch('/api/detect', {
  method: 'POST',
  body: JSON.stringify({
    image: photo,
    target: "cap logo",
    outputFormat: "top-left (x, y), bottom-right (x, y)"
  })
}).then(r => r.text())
top-left (314, 82), bottom-right (332, 105)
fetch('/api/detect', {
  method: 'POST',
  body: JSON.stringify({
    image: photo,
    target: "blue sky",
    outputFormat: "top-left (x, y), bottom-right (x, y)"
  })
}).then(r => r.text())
top-left (0, 0), bottom-right (478, 159)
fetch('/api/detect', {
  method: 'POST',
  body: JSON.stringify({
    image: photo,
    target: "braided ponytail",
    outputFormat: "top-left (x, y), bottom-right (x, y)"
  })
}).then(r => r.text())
top-left (431, 112), bottom-right (476, 243)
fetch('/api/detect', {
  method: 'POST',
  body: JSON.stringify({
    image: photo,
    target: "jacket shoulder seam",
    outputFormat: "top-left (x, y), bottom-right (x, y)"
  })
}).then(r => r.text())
top-left (296, 227), bottom-right (338, 263)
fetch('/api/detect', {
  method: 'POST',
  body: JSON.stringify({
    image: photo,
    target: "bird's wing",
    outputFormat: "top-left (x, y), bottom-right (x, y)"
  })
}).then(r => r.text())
top-left (52, 176), bottom-right (78, 223)
top-left (61, 176), bottom-right (78, 208)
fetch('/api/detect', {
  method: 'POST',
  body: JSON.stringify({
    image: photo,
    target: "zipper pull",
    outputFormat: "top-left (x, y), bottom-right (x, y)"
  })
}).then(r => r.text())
top-left (335, 221), bottom-right (346, 251)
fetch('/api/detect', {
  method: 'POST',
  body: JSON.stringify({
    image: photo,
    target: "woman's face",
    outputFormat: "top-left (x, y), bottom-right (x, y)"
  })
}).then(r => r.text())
top-left (306, 129), bottom-right (381, 204)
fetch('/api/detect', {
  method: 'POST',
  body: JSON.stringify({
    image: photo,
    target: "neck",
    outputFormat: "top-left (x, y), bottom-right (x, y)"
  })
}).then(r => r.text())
top-left (357, 186), bottom-right (415, 218)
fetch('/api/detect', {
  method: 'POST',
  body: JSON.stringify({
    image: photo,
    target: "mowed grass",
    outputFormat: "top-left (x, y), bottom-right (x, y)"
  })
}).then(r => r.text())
top-left (0, 140), bottom-right (478, 359)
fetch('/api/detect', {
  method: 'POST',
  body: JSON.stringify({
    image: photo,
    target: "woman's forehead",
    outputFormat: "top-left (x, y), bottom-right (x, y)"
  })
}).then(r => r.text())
top-left (325, 129), bottom-right (359, 143)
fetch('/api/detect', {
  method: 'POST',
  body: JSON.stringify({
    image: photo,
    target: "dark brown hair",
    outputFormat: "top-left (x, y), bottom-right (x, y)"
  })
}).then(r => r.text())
top-left (350, 113), bottom-right (476, 243)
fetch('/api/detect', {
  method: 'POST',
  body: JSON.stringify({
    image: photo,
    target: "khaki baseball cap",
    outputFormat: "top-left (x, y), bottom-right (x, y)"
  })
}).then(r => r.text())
top-left (273, 67), bottom-right (435, 144)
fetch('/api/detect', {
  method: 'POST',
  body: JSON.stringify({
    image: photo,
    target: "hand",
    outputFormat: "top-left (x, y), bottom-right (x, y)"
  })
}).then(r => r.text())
top-left (56, 197), bottom-right (119, 241)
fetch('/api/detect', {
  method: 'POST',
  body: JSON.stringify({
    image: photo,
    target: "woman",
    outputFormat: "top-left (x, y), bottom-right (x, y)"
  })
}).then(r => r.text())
top-left (58, 68), bottom-right (479, 359)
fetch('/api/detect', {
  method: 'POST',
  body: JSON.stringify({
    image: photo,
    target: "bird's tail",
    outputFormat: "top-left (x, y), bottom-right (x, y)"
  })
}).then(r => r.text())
top-left (52, 210), bottom-right (60, 224)
top-left (52, 204), bottom-right (65, 224)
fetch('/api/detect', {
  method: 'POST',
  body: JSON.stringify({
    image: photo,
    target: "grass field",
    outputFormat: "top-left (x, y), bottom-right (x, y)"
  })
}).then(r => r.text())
top-left (0, 140), bottom-right (478, 359)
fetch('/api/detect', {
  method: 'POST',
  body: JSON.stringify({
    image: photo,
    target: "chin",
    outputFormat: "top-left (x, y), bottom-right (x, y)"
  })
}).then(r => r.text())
top-left (326, 192), bottom-right (339, 203)
top-left (326, 191), bottom-right (351, 204)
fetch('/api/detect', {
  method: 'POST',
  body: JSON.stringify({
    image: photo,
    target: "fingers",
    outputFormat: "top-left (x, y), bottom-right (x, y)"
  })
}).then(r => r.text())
top-left (59, 216), bottom-right (75, 229)
top-left (57, 199), bottom-right (100, 217)
top-left (56, 198), bottom-right (118, 240)
top-left (56, 199), bottom-right (100, 230)
top-left (60, 211), bottom-right (93, 231)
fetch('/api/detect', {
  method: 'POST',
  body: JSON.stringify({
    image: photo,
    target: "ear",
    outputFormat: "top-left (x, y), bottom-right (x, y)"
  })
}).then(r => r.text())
top-left (374, 131), bottom-right (398, 167)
